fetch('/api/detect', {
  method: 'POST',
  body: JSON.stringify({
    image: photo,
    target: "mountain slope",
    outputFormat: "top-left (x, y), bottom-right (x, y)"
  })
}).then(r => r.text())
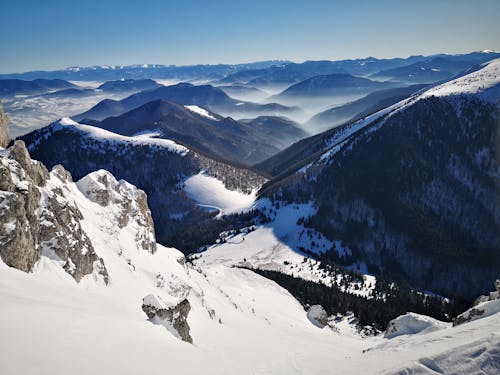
top-left (306, 84), bottom-right (428, 133)
top-left (82, 100), bottom-right (307, 165)
top-left (258, 58), bottom-right (500, 299)
top-left (97, 78), bottom-right (162, 92)
top-left (0, 78), bottom-right (77, 96)
top-left (277, 73), bottom-right (396, 98)
top-left (1, 142), bottom-right (499, 375)
top-left (19, 118), bottom-right (266, 251)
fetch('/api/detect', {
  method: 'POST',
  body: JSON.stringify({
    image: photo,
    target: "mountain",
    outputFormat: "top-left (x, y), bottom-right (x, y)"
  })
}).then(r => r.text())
top-left (217, 85), bottom-right (268, 101)
top-left (73, 82), bottom-right (302, 121)
top-left (97, 78), bottom-right (162, 92)
top-left (256, 58), bottom-right (500, 299)
top-left (238, 116), bottom-right (309, 151)
top-left (276, 73), bottom-right (397, 98)
top-left (370, 51), bottom-right (500, 84)
top-left (80, 99), bottom-right (306, 165)
top-left (0, 78), bottom-right (77, 96)
top-left (18, 118), bottom-right (266, 251)
top-left (0, 61), bottom-right (286, 81)
top-left (306, 84), bottom-right (429, 133)
top-left (2, 140), bottom-right (498, 374)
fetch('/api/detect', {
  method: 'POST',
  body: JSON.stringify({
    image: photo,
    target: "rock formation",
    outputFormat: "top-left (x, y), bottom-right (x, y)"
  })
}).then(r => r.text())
top-left (142, 294), bottom-right (192, 343)
top-left (76, 169), bottom-right (157, 254)
top-left (0, 141), bottom-right (108, 283)
top-left (0, 101), bottom-right (9, 148)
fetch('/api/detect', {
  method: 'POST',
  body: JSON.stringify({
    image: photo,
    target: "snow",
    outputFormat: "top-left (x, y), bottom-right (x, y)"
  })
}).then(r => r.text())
top-left (182, 172), bottom-right (256, 216)
top-left (421, 58), bottom-right (500, 102)
top-left (52, 118), bottom-right (189, 155)
top-left (0, 165), bottom-right (499, 374)
top-left (184, 105), bottom-right (219, 121)
top-left (384, 312), bottom-right (449, 339)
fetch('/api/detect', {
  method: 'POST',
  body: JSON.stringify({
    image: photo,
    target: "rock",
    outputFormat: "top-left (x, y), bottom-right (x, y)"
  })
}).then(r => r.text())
top-left (472, 279), bottom-right (500, 306)
top-left (307, 305), bottom-right (329, 328)
top-left (0, 144), bottom-right (108, 284)
top-left (142, 294), bottom-right (192, 343)
top-left (0, 101), bottom-right (9, 148)
top-left (454, 280), bottom-right (500, 326)
top-left (77, 170), bottom-right (157, 253)
top-left (385, 312), bottom-right (448, 339)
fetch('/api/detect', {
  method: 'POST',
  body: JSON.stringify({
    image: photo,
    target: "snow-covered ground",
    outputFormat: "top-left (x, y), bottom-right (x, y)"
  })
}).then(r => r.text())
top-left (184, 105), bottom-right (219, 121)
top-left (182, 172), bottom-right (256, 216)
top-left (0, 152), bottom-right (498, 374)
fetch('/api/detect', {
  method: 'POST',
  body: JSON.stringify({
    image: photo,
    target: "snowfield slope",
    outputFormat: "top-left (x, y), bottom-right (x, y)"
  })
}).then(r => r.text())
top-left (1, 146), bottom-right (499, 374)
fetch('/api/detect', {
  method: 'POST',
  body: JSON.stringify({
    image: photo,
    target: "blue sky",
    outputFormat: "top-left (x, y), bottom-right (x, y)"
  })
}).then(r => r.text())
top-left (1, 0), bottom-right (499, 73)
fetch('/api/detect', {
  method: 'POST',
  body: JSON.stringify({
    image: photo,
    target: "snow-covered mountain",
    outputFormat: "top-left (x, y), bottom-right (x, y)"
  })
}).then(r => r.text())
top-left (255, 58), bottom-right (500, 299)
top-left (18, 117), bottom-right (266, 251)
top-left (1, 140), bottom-right (499, 375)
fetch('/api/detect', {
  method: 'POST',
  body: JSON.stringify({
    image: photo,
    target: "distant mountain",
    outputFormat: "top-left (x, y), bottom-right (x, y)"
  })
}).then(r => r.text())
top-left (18, 118), bottom-right (266, 251)
top-left (370, 52), bottom-right (500, 84)
top-left (73, 82), bottom-right (302, 122)
top-left (81, 99), bottom-right (304, 164)
top-left (0, 61), bottom-right (287, 81)
top-left (97, 78), bottom-right (162, 92)
top-left (0, 78), bottom-right (77, 96)
top-left (238, 116), bottom-right (309, 151)
top-left (257, 58), bottom-right (500, 299)
top-left (276, 73), bottom-right (397, 98)
top-left (306, 84), bottom-right (428, 133)
top-left (217, 85), bottom-right (268, 101)
top-left (43, 88), bottom-right (96, 97)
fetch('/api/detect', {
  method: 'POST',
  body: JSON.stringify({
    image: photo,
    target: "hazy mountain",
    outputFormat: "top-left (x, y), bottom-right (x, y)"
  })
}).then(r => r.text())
top-left (306, 84), bottom-right (429, 133)
top-left (0, 61), bottom-right (287, 81)
top-left (276, 73), bottom-right (397, 98)
top-left (73, 82), bottom-right (302, 122)
top-left (0, 78), bottom-right (77, 96)
top-left (97, 78), bottom-right (162, 92)
top-left (370, 51), bottom-right (500, 84)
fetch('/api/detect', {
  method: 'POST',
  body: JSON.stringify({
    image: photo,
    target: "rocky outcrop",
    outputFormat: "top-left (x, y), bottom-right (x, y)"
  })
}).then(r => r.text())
top-left (385, 312), bottom-right (448, 339)
top-left (0, 141), bottom-right (108, 283)
top-left (306, 305), bottom-right (329, 328)
top-left (142, 294), bottom-right (192, 343)
top-left (453, 280), bottom-right (500, 326)
top-left (0, 101), bottom-right (9, 148)
top-left (76, 170), bottom-right (156, 254)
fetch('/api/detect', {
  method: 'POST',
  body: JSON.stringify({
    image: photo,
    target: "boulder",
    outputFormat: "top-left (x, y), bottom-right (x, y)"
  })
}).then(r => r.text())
top-left (142, 294), bottom-right (192, 343)
top-left (307, 305), bottom-right (329, 328)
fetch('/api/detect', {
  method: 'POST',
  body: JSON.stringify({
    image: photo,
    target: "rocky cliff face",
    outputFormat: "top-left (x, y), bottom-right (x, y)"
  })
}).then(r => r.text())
top-left (0, 141), bottom-right (159, 284)
top-left (0, 140), bottom-right (108, 282)
top-left (0, 101), bottom-right (9, 148)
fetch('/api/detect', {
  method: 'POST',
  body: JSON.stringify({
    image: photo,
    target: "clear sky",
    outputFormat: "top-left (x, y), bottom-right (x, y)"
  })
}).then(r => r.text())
top-left (1, 0), bottom-right (499, 73)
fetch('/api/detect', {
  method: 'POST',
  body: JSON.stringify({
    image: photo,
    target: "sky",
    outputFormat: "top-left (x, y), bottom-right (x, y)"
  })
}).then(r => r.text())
top-left (1, 0), bottom-right (499, 73)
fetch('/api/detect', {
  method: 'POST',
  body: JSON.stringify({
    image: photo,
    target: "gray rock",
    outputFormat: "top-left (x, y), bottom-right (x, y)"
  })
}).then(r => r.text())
top-left (142, 294), bottom-right (192, 343)
top-left (0, 101), bottom-right (9, 148)
top-left (307, 305), bottom-right (329, 328)
top-left (0, 144), bottom-right (108, 283)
